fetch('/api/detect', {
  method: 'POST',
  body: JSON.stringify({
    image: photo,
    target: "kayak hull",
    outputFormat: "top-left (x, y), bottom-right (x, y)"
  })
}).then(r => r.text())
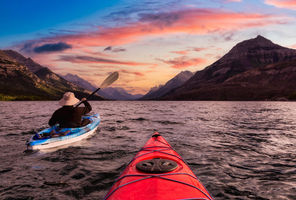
top-left (27, 114), bottom-right (100, 150)
top-left (104, 133), bottom-right (213, 200)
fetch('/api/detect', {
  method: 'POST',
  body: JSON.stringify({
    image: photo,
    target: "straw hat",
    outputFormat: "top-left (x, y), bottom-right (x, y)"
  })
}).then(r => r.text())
top-left (59, 92), bottom-right (79, 106)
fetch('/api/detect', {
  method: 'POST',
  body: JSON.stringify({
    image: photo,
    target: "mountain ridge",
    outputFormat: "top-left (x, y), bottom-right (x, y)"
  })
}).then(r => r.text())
top-left (161, 35), bottom-right (296, 100)
top-left (141, 70), bottom-right (193, 100)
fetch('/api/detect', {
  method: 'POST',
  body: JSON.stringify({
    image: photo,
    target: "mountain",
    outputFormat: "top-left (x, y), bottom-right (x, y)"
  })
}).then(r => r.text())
top-left (3, 50), bottom-right (84, 93)
top-left (0, 50), bottom-right (103, 100)
top-left (161, 35), bottom-right (296, 100)
top-left (0, 51), bottom-right (52, 100)
top-left (63, 73), bottom-right (142, 100)
top-left (142, 85), bottom-right (163, 99)
top-left (3, 50), bottom-right (43, 72)
top-left (63, 73), bottom-right (97, 92)
top-left (141, 71), bottom-right (193, 100)
top-left (100, 87), bottom-right (143, 100)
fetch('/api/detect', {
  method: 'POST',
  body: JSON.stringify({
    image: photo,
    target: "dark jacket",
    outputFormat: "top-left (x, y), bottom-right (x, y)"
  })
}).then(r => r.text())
top-left (48, 101), bottom-right (92, 128)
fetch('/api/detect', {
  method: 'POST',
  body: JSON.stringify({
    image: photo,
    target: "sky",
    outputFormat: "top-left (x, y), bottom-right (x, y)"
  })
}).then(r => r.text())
top-left (1, 0), bottom-right (296, 94)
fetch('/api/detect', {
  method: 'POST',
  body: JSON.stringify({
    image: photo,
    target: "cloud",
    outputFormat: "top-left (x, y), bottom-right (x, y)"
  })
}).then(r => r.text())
top-left (222, 32), bottom-right (235, 41)
top-left (171, 50), bottom-right (189, 55)
top-left (112, 48), bottom-right (126, 52)
top-left (23, 8), bottom-right (285, 49)
top-left (104, 46), bottom-right (126, 52)
top-left (192, 47), bottom-right (207, 52)
top-left (265, 0), bottom-right (296, 10)
top-left (160, 56), bottom-right (207, 69)
top-left (33, 42), bottom-right (72, 53)
top-left (20, 41), bottom-right (35, 53)
top-left (119, 69), bottom-right (145, 76)
top-left (80, 48), bottom-right (111, 57)
top-left (57, 55), bottom-right (149, 66)
top-left (104, 46), bottom-right (112, 51)
top-left (171, 47), bottom-right (208, 55)
top-left (138, 12), bottom-right (180, 27)
top-left (225, 0), bottom-right (242, 2)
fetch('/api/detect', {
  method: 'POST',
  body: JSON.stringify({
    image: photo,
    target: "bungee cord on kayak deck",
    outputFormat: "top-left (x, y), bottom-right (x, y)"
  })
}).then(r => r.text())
top-left (104, 173), bottom-right (213, 200)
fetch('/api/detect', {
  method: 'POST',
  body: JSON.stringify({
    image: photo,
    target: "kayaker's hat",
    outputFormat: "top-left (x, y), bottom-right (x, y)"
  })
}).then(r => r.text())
top-left (59, 92), bottom-right (79, 106)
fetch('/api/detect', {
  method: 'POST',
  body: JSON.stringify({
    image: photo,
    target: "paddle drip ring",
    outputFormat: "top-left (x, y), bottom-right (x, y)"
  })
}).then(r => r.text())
top-left (136, 158), bottom-right (178, 173)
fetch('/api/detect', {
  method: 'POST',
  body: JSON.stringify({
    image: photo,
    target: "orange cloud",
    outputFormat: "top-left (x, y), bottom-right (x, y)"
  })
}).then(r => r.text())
top-left (265, 0), bottom-right (296, 10)
top-left (29, 8), bottom-right (284, 48)
top-left (161, 56), bottom-right (207, 69)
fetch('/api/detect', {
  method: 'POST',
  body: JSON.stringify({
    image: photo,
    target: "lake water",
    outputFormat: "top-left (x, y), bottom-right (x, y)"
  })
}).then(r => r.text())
top-left (0, 101), bottom-right (295, 200)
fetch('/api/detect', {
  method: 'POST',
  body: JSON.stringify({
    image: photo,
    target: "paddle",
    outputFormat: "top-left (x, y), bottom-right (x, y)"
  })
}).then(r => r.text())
top-left (75, 71), bottom-right (119, 107)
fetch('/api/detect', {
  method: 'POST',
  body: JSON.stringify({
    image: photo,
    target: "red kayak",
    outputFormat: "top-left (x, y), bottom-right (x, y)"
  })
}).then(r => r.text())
top-left (104, 132), bottom-right (214, 200)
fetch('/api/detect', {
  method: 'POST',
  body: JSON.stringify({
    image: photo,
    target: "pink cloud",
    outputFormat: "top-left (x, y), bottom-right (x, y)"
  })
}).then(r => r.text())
top-left (24, 8), bottom-right (285, 49)
top-left (161, 56), bottom-right (207, 69)
top-left (171, 47), bottom-right (207, 55)
top-left (265, 0), bottom-right (296, 10)
top-left (171, 50), bottom-right (189, 55)
top-left (119, 69), bottom-right (145, 76)
top-left (81, 48), bottom-right (111, 57)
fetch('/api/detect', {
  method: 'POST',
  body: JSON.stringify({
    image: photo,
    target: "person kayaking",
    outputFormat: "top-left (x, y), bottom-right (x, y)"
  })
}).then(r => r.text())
top-left (40, 92), bottom-right (92, 138)
top-left (50, 91), bottom-right (92, 127)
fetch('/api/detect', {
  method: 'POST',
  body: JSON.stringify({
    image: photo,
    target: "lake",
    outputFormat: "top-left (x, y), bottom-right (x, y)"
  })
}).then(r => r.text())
top-left (0, 101), bottom-right (295, 199)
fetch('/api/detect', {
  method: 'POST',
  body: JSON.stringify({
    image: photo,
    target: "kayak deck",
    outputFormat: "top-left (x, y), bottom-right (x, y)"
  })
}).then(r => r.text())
top-left (27, 114), bottom-right (100, 150)
top-left (104, 133), bottom-right (213, 200)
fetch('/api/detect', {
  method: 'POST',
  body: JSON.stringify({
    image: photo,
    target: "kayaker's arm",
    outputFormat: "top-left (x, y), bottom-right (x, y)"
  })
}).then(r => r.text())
top-left (48, 111), bottom-right (58, 126)
top-left (78, 99), bottom-right (92, 115)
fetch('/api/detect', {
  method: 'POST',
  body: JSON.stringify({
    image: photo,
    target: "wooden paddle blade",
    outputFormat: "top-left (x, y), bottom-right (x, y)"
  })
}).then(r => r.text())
top-left (100, 72), bottom-right (119, 88)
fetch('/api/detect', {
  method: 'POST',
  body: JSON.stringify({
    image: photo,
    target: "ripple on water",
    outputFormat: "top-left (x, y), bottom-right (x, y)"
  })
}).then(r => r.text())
top-left (0, 101), bottom-right (295, 200)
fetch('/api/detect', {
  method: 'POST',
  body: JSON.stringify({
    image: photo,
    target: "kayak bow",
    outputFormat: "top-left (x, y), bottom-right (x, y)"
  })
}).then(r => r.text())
top-left (104, 132), bottom-right (213, 200)
top-left (27, 114), bottom-right (100, 150)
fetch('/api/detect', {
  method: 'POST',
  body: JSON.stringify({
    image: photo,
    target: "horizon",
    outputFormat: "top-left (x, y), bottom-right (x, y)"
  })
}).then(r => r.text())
top-left (1, 0), bottom-right (296, 94)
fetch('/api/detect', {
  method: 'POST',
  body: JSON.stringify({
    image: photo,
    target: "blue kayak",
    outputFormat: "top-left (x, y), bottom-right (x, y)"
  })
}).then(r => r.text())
top-left (27, 114), bottom-right (100, 150)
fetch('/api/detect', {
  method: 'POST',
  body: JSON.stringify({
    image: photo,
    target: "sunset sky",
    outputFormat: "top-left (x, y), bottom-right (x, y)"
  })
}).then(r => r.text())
top-left (1, 0), bottom-right (296, 94)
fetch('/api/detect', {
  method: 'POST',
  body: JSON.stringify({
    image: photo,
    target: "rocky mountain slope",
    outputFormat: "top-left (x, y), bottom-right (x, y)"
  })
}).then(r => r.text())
top-left (3, 50), bottom-right (43, 72)
top-left (0, 50), bottom-right (102, 100)
top-left (0, 52), bottom-right (50, 100)
top-left (141, 71), bottom-right (193, 100)
top-left (161, 36), bottom-right (296, 100)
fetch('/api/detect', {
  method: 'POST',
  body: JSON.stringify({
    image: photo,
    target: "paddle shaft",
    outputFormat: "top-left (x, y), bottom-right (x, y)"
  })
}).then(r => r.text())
top-left (75, 87), bottom-right (101, 107)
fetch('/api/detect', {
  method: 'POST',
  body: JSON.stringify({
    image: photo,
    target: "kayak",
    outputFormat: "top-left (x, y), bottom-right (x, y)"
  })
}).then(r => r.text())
top-left (104, 132), bottom-right (213, 200)
top-left (27, 114), bottom-right (100, 150)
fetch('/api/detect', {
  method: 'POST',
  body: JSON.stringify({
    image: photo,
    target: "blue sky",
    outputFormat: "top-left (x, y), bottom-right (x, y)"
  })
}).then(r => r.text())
top-left (0, 0), bottom-right (120, 46)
